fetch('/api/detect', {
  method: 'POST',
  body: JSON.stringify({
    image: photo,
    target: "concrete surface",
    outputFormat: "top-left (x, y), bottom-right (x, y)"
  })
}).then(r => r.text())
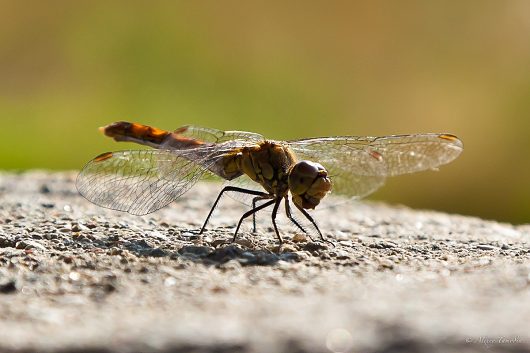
top-left (0, 171), bottom-right (529, 353)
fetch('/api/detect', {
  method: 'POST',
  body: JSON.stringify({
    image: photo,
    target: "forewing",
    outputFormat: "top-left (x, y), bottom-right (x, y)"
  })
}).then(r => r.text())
top-left (365, 133), bottom-right (463, 175)
top-left (76, 149), bottom-right (222, 215)
top-left (288, 133), bottom-right (463, 198)
top-left (289, 140), bottom-right (387, 198)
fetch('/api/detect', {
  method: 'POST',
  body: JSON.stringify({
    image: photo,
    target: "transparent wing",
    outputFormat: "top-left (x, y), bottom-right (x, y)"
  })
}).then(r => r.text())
top-left (76, 149), bottom-right (225, 216)
top-left (173, 125), bottom-right (264, 144)
top-left (287, 138), bottom-right (388, 198)
top-left (288, 133), bottom-right (463, 198)
top-left (224, 174), bottom-right (268, 206)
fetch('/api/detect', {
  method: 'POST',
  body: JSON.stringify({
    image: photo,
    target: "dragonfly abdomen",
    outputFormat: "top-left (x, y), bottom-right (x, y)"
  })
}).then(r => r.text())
top-left (101, 121), bottom-right (205, 150)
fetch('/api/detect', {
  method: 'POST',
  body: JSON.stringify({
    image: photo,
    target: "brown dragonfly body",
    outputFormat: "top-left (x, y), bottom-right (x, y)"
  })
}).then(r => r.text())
top-left (77, 121), bottom-right (463, 244)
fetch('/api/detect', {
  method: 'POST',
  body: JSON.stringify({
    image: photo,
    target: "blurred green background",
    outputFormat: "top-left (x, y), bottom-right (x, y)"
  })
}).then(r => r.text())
top-left (1, 1), bottom-right (529, 223)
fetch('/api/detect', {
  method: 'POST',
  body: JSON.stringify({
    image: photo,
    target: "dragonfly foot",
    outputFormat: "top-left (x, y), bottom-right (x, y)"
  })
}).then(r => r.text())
top-left (310, 231), bottom-right (335, 248)
top-left (271, 242), bottom-right (284, 254)
top-left (321, 237), bottom-right (336, 248)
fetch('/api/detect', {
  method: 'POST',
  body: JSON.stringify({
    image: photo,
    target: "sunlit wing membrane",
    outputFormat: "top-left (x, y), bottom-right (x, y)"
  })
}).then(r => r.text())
top-left (224, 174), bottom-right (268, 206)
top-left (287, 133), bottom-right (463, 197)
top-left (287, 142), bottom-right (387, 198)
top-left (76, 149), bottom-right (226, 215)
top-left (218, 130), bottom-right (265, 143)
top-left (173, 125), bottom-right (264, 144)
top-left (365, 133), bottom-right (463, 176)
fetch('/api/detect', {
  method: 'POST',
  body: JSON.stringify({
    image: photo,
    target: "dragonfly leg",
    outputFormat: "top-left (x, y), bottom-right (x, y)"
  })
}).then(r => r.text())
top-left (200, 186), bottom-right (267, 234)
top-left (294, 203), bottom-right (334, 247)
top-left (284, 197), bottom-right (315, 242)
top-left (233, 199), bottom-right (275, 242)
top-left (252, 195), bottom-right (272, 232)
top-left (271, 197), bottom-right (283, 245)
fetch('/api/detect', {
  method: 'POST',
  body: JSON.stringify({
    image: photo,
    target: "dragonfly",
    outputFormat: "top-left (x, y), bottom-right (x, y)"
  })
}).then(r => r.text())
top-left (76, 121), bottom-right (463, 245)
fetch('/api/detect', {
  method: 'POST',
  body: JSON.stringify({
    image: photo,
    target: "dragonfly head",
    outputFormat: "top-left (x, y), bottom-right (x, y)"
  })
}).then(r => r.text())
top-left (288, 160), bottom-right (331, 209)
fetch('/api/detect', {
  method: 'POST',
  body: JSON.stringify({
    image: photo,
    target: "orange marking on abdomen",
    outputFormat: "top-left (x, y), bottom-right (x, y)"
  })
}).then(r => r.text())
top-left (94, 151), bottom-right (113, 162)
top-left (102, 121), bottom-right (170, 144)
top-left (168, 135), bottom-right (204, 147)
top-left (129, 123), bottom-right (170, 142)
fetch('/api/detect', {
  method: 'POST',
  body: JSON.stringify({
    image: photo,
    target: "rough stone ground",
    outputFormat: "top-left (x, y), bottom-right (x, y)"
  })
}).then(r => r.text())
top-left (0, 171), bottom-right (529, 353)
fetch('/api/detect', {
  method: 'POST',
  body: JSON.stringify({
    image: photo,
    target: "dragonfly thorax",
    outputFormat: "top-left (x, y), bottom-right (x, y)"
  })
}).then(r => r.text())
top-left (234, 141), bottom-right (297, 197)
top-left (288, 160), bottom-right (332, 209)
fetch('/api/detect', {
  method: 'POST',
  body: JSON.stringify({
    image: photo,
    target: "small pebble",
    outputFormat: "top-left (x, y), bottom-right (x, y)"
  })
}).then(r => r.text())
top-left (279, 244), bottom-right (297, 253)
top-left (178, 246), bottom-right (214, 257)
top-left (304, 242), bottom-right (328, 252)
top-left (235, 239), bottom-right (253, 248)
top-left (292, 233), bottom-right (307, 243)
top-left (148, 248), bottom-right (167, 257)
top-left (0, 280), bottom-right (17, 294)
top-left (476, 244), bottom-right (498, 251)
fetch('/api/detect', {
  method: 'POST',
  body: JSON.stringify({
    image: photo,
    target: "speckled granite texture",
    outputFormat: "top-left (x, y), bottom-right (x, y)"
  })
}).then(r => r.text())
top-left (0, 172), bottom-right (529, 353)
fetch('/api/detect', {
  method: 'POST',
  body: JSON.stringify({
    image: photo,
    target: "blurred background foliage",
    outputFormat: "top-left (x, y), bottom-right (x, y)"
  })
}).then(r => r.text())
top-left (0, 1), bottom-right (529, 223)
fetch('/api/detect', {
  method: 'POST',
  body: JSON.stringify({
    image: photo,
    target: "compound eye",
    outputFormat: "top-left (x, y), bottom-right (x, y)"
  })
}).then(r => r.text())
top-left (289, 161), bottom-right (320, 195)
top-left (294, 161), bottom-right (319, 179)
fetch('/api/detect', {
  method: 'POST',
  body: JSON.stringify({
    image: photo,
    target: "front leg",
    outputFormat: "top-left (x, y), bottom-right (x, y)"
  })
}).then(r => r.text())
top-left (284, 197), bottom-right (315, 242)
top-left (293, 203), bottom-right (334, 247)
